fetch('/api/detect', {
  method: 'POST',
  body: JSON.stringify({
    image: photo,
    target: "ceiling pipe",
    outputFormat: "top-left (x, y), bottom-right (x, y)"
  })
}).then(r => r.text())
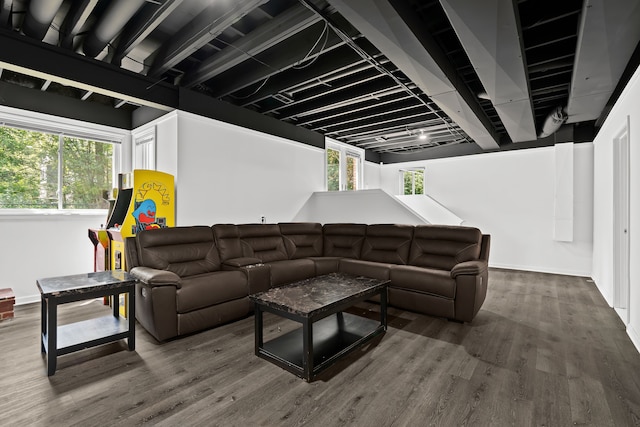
top-left (82, 0), bottom-right (147, 58)
top-left (21, 0), bottom-right (64, 41)
top-left (538, 106), bottom-right (568, 138)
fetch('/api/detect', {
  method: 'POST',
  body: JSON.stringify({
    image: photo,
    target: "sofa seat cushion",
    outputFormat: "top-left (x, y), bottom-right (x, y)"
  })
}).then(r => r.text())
top-left (176, 270), bottom-right (247, 313)
top-left (390, 265), bottom-right (456, 299)
top-left (339, 259), bottom-right (391, 280)
top-left (268, 259), bottom-right (316, 287)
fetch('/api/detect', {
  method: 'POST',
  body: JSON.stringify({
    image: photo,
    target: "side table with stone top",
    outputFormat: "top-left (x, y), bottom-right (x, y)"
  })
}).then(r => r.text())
top-left (37, 271), bottom-right (136, 376)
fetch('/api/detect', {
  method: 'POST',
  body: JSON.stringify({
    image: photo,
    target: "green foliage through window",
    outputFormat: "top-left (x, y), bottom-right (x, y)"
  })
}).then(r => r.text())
top-left (0, 126), bottom-right (113, 209)
top-left (403, 170), bottom-right (424, 195)
top-left (327, 148), bottom-right (340, 191)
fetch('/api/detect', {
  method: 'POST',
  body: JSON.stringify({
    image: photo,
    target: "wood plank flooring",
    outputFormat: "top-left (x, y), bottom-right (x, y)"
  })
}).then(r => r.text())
top-left (1, 269), bottom-right (640, 426)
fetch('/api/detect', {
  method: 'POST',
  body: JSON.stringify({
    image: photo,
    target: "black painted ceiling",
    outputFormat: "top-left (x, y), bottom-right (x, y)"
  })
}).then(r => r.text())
top-left (0, 0), bottom-right (639, 159)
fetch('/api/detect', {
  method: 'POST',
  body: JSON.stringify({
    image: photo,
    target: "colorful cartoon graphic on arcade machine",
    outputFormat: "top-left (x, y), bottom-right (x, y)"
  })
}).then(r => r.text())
top-left (132, 199), bottom-right (164, 232)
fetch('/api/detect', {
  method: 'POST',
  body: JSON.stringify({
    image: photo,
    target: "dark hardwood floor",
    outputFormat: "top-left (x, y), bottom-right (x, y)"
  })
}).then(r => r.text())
top-left (1, 269), bottom-right (640, 426)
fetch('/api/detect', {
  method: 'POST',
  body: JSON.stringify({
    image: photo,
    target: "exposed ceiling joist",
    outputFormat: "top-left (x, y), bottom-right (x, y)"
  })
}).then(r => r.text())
top-left (110, 0), bottom-right (185, 66)
top-left (0, 28), bottom-right (176, 111)
top-left (328, 0), bottom-right (500, 149)
top-left (59, 0), bottom-right (99, 49)
top-left (440, 0), bottom-right (537, 142)
top-left (0, 0), bottom-right (12, 28)
top-left (236, 46), bottom-right (374, 107)
top-left (211, 22), bottom-right (347, 98)
top-left (146, 0), bottom-right (269, 78)
top-left (566, 0), bottom-right (640, 123)
top-left (82, 0), bottom-right (147, 58)
top-left (183, 3), bottom-right (321, 88)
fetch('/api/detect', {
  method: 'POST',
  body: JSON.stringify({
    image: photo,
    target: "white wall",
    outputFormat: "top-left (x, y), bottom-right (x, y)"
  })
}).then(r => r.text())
top-left (380, 144), bottom-right (594, 276)
top-left (0, 213), bottom-right (107, 304)
top-left (364, 161), bottom-right (381, 189)
top-left (174, 111), bottom-right (325, 225)
top-left (0, 107), bottom-right (131, 304)
top-left (592, 65), bottom-right (640, 351)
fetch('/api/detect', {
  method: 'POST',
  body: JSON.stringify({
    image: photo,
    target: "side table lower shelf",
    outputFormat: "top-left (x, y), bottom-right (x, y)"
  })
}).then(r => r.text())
top-left (43, 315), bottom-right (132, 357)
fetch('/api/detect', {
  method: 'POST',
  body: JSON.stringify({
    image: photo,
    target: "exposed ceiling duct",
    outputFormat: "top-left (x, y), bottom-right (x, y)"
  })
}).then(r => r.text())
top-left (440, 0), bottom-right (537, 143)
top-left (539, 106), bottom-right (568, 138)
top-left (566, 0), bottom-right (640, 123)
top-left (328, 0), bottom-right (500, 150)
top-left (82, 0), bottom-right (147, 58)
top-left (2, 0), bottom-right (639, 159)
top-left (21, 0), bottom-right (64, 41)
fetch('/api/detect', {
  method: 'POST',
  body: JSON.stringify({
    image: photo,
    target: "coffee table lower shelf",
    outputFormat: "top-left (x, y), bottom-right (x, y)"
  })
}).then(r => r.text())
top-left (257, 312), bottom-right (384, 381)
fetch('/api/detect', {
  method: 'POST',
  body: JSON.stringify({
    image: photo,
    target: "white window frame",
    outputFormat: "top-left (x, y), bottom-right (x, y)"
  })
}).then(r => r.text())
top-left (325, 139), bottom-right (364, 191)
top-left (0, 106), bottom-right (128, 215)
top-left (399, 168), bottom-right (425, 195)
top-left (132, 125), bottom-right (156, 170)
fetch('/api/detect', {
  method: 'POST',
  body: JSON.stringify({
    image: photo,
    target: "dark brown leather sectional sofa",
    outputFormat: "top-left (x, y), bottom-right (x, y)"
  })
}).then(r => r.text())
top-left (125, 223), bottom-right (490, 341)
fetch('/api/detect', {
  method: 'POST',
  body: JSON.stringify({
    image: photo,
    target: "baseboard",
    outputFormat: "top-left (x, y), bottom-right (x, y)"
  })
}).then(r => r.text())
top-left (627, 324), bottom-right (640, 355)
top-left (489, 262), bottom-right (591, 278)
top-left (15, 294), bottom-right (40, 306)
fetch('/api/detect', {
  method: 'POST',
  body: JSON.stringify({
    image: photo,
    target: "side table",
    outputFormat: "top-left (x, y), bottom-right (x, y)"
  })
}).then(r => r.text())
top-left (36, 271), bottom-right (136, 376)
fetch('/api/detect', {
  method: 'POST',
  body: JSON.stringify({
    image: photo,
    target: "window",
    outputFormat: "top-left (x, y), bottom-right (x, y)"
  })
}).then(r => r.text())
top-left (133, 126), bottom-right (156, 170)
top-left (0, 126), bottom-right (115, 209)
top-left (326, 140), bottom-right (364, 191)
top-left (401, 169), bottom-right (424, 195)
top-left (326, 148), bottom-right (340, 191)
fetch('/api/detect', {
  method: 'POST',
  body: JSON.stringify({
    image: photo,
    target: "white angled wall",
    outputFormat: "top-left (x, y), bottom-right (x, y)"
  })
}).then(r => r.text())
top-left (379, 144), bottom-right (594, 276)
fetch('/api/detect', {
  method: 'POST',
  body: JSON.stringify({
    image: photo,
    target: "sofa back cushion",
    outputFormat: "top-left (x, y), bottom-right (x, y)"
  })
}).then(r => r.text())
top-left (409, 225), bottom-right (482, 270)
top-left (279, 222), bottom-right (323, 259)
top-left (136, 226), bottom-right (221, 276)
top-left (361, 224), bottom-right (414, 265)
top-left (323, 223), bottom-right (367, 259)
top-left (237, 224), bottom-right (288, 262)
top-left (212, 224), bottom-right (243, 261)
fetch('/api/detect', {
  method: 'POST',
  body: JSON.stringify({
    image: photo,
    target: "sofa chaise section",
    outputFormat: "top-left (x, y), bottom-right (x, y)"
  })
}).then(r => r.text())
top-left (390, 225), bottom-right (490, 322)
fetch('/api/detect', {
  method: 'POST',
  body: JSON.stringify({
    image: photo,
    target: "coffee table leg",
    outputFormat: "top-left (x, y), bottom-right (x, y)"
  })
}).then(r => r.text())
top-left (302, 319), bottom-right (313, 381)
top-left (380, 288), bottom-right (388, 330)
top-left (47, 298), bottom-right (57, 376)
top-left (254, 305), bottom-right (264, 355)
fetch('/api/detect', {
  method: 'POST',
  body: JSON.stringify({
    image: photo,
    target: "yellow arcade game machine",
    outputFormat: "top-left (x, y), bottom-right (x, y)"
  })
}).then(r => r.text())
top-left (105, 169), bottom-right (175, 316)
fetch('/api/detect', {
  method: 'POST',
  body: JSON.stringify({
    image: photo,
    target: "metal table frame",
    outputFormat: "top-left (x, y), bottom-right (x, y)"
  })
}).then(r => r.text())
top-left (38, 272), bottom-right (136, 376)
top-left (253, 278), bottom-right (387, 382)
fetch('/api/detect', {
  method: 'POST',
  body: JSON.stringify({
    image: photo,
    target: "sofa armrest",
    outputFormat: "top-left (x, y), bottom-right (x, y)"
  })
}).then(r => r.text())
top-left (130, 266), bottom-right (182, 288)
top-left (451, 260), bottom-right (487, 278)
top-left (222, 257), bottom-right (263, 268)
top-left (222, 259), bottom-right (271, 295)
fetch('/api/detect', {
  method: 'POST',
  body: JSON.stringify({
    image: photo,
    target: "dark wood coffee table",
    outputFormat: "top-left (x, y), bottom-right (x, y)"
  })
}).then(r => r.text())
top-left (249, 272), bottom-right (389, 381)
top-left (37, 271), bottom-right (136, 376)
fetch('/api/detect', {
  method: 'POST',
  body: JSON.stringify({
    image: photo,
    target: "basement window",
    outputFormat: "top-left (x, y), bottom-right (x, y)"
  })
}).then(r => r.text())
top-left (325, 140), bottom-right (364, 191)
top-left (400, 169), bottom-right (424, 195)
top-left (0, 124), bottom-right (119, 211)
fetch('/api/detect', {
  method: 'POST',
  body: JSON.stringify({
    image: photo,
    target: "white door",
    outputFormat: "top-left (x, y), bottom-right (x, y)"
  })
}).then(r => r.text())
top-left (613, 117), bottom-right (630, 325)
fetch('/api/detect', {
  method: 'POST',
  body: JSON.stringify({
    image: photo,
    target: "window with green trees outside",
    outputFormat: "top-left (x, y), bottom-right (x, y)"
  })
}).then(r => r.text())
top-left (0, 126), bottom-right (113, 209)
top-left (403, 169), bottom-right (424, 195)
